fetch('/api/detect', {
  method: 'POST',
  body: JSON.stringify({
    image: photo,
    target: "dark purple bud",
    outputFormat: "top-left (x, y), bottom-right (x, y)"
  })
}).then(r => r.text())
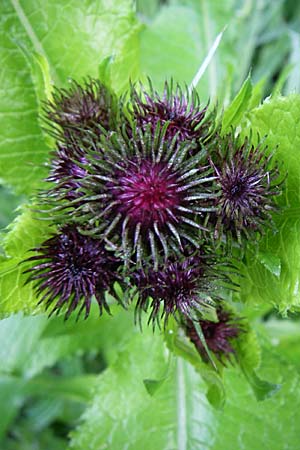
top-left (24, 225), bottom-right (121, 319)
top-left (186, 308), bottom-right (243, 363)
top-left (45, 78), bottom-right (118, 141)
top-left (132, 255), bottom-right (217, 327)
top-left (129, 80), bottom-right (212, 143)
top-left (210, 135), bottom-right (283, 242)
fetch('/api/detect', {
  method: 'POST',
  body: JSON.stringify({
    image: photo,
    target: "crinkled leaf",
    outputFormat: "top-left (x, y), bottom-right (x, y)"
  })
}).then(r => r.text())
top-left (0, 206), bottom-right (53, 315)
top-left (70, 327), bottom-right (300, 450)
top-left (70, 327), bottom-right (214, 450)
top-left (2, 205), bottom-right (53, 257)
top-left (0, 0), bottom-right (140, 193)
top-left (239, 95), bottom-right (300, 313)
top-left (0, 3), bottom-right (49, 193)
top-left (0, 186), bottom-right (24, 230)
top-left (0, 257), bottom-right (43, 316)
top-left (209, 346), bottom-right (300, 450)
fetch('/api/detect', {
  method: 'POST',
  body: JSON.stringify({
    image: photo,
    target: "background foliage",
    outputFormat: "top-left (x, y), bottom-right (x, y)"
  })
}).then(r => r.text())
top-left (1, 0), bottom-right (300, 448)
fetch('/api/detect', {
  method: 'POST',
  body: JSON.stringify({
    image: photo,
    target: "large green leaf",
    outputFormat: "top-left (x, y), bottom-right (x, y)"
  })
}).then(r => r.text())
top-left (70, 328), bottom-right (213, 450)
top-left (70, 325), bottom-right (300, 450)
top-left (0, 2), bottom-right (49, 194)
top-left (0, 187), bottom-right (24, 230)
top-left (238, 95), bottom-right (300, 312)
top-left (0, 0), bottom-right (140, 193)
top-left (210, 345), bottom-right (300, 450)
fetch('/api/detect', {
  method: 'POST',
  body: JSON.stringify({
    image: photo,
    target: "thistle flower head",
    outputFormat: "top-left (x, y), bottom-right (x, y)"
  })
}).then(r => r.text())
top-left (45, 78), bottom-right (117, 141)
top-left (56, 126), bottom-right (217, 266)
top-left (132, 254), bottom-right (217, 327)
top-left (210, 135), bottom-right (283, 241)
top-left (128, 80), bottom-right (211, 143)
top-left (186, 308), bottom-right (243, 362)
top-left (24, 225), bottom-right (121, 319)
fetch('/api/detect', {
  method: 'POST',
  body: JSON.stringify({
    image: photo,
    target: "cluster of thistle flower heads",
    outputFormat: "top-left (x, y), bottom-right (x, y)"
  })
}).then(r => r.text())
top-left (25, 77), bottom-right (283, 363)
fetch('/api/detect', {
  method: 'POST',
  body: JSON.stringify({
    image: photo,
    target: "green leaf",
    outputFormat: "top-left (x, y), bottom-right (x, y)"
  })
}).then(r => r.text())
top-left (0, 186), bottom-right (24, 230)
top-left (0, 206), bottom-right (53, 315)
top-left (164, 319), bottom-right (225, 409)
top-left (24, 374), bottom-right (99, 403)
top-left (233, 320), bottom-right (281, 401)
top-left (70, 327), bottom-right (213, 450)
top-left (164, 321), bottom-right (226, 409)
top-left (209, 346), bottom-right (300, 450)
top-left (0, 258), bottom-right (42, 316)
top-left (257, 252), bottom-right (281, 278)
top-left (0, 4), bottom-right (49, 193)
top-left (243, 369), bottom-right (281, 401)
top-left (264, 319), bottom-right (300, 372)
top-left (0, 375), bottom-right (26, 439)
top-left (22, 304), bottom-right (133, 377)
top-left (2, 205), bottom-right (53, 257)
top-left (0, 0), bottom-right (140, 193)
top-left (71, 328), bottom-right (300, 450)
top-left (238, 95), bottom-right (300, 312)
top-left (143, 376), bottom-right (167, 396)
top-left (248, 77), bottom-right (266, 109)
top-left (5, 0), bottom-right (140, 84)
top-left (221, 75), bottom-right (252, 133)
top-left (0, 313), bottom-right (48, 374)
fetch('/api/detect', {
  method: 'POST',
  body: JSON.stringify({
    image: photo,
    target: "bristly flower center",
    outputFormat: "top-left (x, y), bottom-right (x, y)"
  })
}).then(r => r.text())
top-left (228, 177), bottom-right (248, 199)
top-left (111, 160), bottom-right (181, 228)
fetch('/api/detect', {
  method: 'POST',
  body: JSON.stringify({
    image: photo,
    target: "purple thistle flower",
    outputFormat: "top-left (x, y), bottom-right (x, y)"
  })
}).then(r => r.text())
top-left (210, 136), bottom-right (283, 241)
top-left (57, 126), bottom-right (218, 266)
top-left (132, 255), bottom-right (217, 327)
top-left (24, 225), bottom-right (121, 319)
top-left (45, 78), bottom-right (117, 141)
top-left (129, 80), bottom-right (212, 143)
top-left (186, 308), bottom-right (243, 362)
